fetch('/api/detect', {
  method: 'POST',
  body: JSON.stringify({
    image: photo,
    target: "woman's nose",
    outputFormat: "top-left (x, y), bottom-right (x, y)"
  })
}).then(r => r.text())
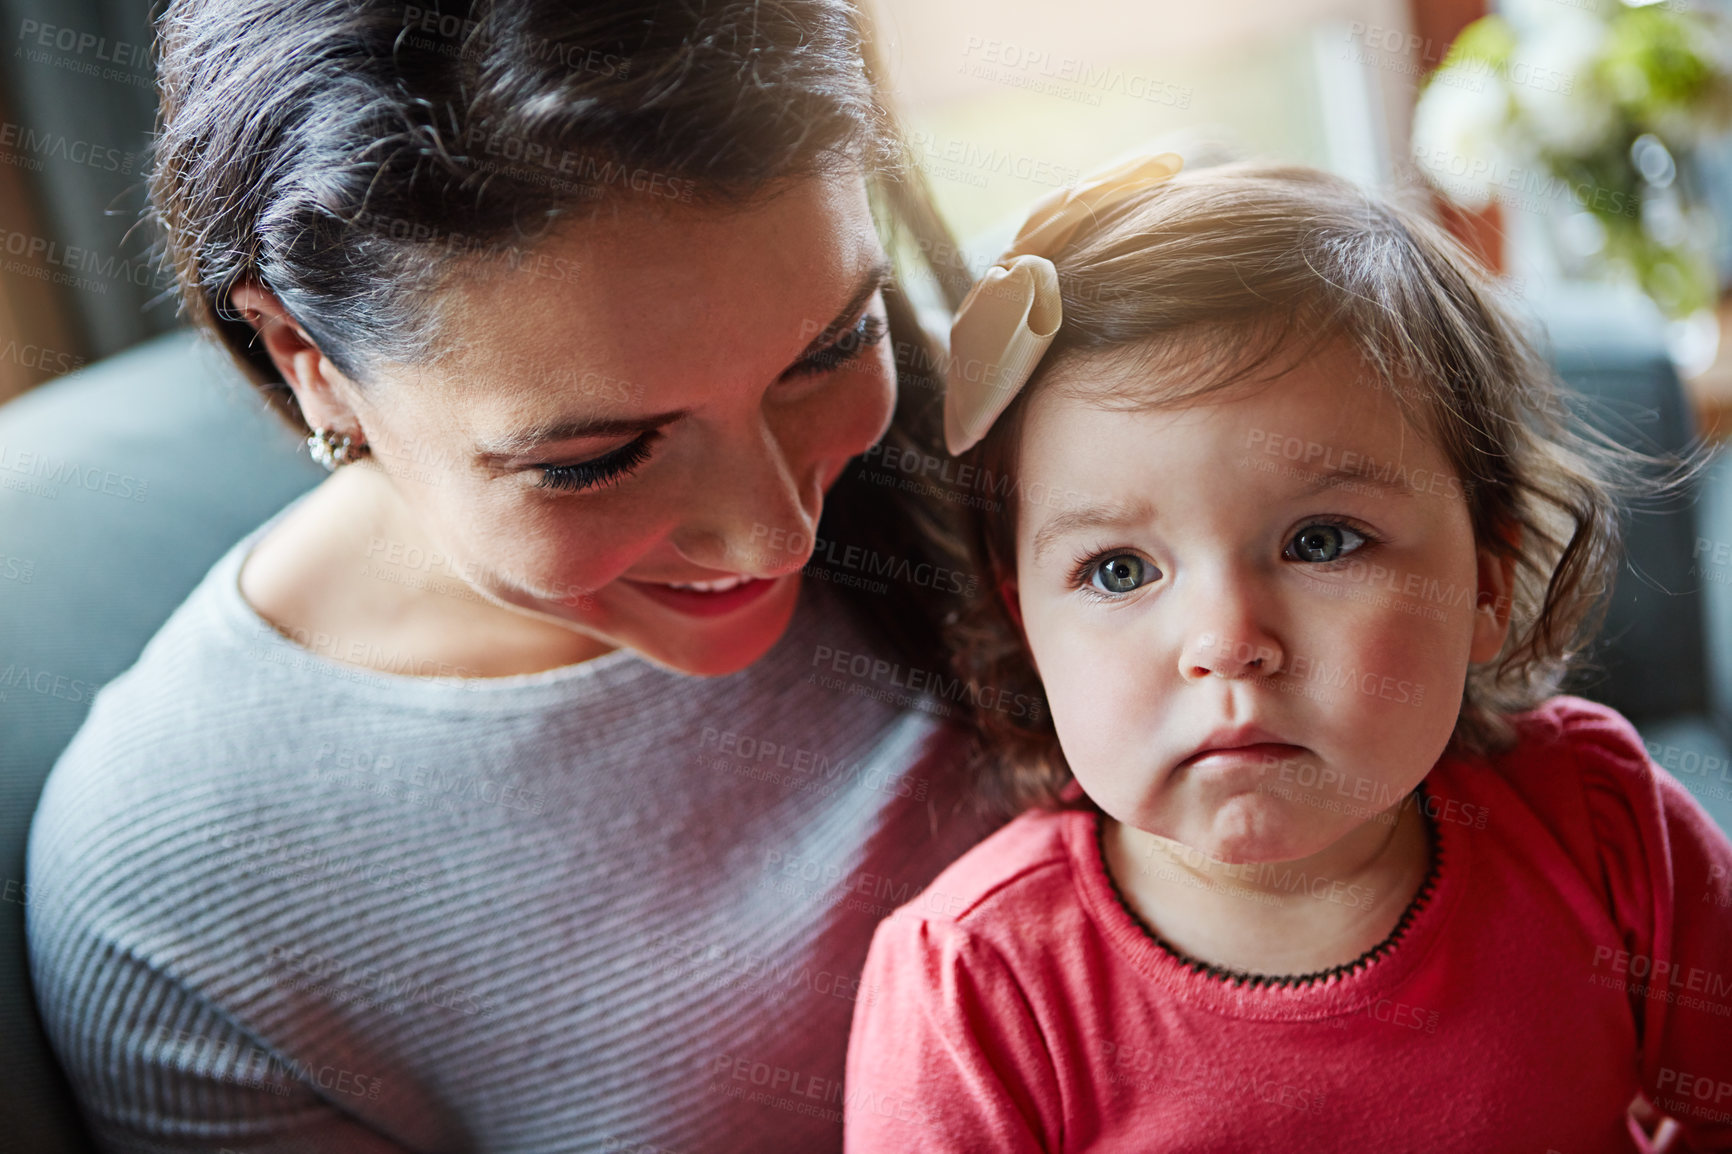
top-left (668, 423), bottom-right (820, 578)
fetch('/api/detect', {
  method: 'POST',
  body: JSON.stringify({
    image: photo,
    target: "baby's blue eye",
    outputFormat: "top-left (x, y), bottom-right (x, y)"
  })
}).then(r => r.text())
top-left (1288, 523), bottom-right (1366, 563)
top-left (1091, 554), bottom-right (1153, 594)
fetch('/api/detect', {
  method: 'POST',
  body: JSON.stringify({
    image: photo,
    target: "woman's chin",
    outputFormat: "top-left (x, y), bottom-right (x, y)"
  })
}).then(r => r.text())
top-left (628, 577), bottom-right (804, 677)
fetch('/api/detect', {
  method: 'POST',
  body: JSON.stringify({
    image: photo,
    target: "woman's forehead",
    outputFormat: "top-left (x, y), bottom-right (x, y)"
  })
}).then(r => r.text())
top-left (395, 172), bottom-right (886, 413)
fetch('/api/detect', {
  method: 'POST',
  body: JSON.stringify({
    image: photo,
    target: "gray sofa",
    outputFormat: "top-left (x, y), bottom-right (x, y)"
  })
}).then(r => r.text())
top-left (2, 295), bottom-right (1730, 1151)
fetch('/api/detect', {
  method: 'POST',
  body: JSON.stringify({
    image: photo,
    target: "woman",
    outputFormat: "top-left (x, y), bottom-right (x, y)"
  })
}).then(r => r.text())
top-left (25, 2), bottom-right (996, 1150)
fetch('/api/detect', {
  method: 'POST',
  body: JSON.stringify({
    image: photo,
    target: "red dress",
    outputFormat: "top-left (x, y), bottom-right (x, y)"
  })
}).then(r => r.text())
top-left (844, 697), bottom-right (1732, 1152)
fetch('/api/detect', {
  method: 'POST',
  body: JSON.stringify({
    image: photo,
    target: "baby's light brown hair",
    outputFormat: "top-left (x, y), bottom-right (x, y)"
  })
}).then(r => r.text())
top-left (943, 160), bottom-right (1694, 817)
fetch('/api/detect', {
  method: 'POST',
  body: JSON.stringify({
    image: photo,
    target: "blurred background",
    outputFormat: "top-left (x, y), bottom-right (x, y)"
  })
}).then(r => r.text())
top-left (2, 3), bottom-right (1732, 1148)
top-left (2, 0), bottom-right (1730, 410)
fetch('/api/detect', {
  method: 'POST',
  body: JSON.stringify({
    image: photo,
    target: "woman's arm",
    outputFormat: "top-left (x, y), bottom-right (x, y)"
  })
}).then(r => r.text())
top-left (28, 934), bottom-right (419, 1154)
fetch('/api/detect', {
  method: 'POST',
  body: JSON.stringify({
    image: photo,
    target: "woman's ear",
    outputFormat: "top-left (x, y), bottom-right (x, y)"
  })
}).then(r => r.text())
top-left (1469, 524), bottom-right (1521, 664)
top-left (229, 280), bottom-right (364, 433)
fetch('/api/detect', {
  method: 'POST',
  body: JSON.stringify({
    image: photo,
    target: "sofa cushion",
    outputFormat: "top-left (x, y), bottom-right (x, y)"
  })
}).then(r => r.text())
top-left (0, 328), bottom-right (321, 1152)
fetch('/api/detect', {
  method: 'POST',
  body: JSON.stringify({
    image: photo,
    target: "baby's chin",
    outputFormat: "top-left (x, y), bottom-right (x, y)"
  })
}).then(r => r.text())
top-left (1120, 791), bottom-right (1346, 867)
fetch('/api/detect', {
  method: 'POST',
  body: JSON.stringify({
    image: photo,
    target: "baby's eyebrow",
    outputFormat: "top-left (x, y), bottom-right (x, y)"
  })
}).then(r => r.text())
top-left (1030, 497), bottom-right (1157, 566)
top-left (1295, 462), bottom-right (1420, 498)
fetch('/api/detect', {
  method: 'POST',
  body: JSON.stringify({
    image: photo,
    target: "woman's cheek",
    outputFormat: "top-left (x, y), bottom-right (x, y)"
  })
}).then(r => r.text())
top-left (468, 503), bottom-right (646, 599)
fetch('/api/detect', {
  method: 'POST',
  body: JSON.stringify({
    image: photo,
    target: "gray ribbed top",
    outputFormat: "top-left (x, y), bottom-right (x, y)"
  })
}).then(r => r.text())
top-left (26, 493), bottom-right (995, 1153)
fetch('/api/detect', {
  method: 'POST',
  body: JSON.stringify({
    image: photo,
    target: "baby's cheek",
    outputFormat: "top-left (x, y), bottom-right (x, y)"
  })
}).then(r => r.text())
top-left (1337, 614), bottom-right (1470, 767)
top-left (1041, 642), bottom-right (1163, 799)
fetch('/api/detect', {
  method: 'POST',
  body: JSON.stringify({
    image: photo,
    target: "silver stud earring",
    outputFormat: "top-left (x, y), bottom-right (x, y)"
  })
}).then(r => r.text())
top-left (306, 427), bottom-right (370, 471)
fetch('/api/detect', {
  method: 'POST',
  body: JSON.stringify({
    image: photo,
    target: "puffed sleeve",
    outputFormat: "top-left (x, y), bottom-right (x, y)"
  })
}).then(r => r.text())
top-left (843, 912), bottom-right (1060, 1153)
top-left (1568, 702), bottom-right (1732, 1151)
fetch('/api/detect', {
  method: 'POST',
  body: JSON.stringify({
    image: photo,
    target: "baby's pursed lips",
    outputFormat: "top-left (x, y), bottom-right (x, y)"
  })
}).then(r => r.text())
top-left (1180, 723), bottom-right (1300, 764)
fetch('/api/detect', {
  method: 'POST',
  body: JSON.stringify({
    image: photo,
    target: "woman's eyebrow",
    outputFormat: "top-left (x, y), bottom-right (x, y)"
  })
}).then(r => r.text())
top-left (791, 258), bottom-right (894, 362)
top-left (472, 260), bottom-right (892, 462)
top-left (473, 409), bottom-right (688, 462)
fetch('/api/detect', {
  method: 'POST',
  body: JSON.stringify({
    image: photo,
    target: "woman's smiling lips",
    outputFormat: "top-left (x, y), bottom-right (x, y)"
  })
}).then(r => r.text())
top-left (621, 572), bottom-right (785, 617)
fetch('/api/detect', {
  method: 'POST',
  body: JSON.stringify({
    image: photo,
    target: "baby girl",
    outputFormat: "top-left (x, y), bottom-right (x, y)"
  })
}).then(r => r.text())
top-left (843, 155), bottom-right (1732, 1151)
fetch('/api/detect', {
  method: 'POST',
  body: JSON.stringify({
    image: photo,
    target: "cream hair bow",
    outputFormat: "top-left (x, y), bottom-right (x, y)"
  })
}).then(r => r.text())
top-left (943, 151), bottom-right (1185, 455)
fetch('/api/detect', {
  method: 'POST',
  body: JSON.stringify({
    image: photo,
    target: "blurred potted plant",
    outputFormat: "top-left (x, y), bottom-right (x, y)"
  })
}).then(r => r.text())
top-left (1411, 0), bottom-right (1732, 363)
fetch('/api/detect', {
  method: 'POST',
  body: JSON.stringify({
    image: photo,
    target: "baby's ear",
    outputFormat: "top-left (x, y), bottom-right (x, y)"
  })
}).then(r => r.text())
top-left (1469, 525), bottom-right (1520, 663)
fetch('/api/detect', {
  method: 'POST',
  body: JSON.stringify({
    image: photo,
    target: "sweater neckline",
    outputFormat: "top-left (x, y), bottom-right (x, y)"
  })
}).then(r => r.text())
top-left (205, 489), bottom-right (682, 708)
top-left (1067, 768), bottom-right (1463, 1019)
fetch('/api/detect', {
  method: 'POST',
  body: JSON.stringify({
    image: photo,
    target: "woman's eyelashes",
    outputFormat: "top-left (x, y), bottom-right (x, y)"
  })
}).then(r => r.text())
top-left (787, 312), bottom-right (888, 376)
top-left (529, 314), bottom-right (885, 494)
top-left (534, 430), bottom-right (663, 493)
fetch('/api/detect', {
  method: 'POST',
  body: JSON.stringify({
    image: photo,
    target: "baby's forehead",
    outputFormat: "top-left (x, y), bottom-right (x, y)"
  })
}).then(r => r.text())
top-left (1013, 347), bottom-right (1466, 516)
top-left (1036, 334), bottom-right (1440, 442)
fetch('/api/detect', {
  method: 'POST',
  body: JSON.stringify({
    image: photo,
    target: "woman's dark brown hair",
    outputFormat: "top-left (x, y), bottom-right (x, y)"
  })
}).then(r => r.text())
top-left (143, 0), bottom-right (972, 668)
top-left (946, 160), bottom-right (1702, 816)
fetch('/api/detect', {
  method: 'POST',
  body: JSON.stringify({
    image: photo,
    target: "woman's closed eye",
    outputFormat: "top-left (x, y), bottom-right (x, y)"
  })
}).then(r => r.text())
top-left (534, 430), bottom-right (663, 493)
top-left (530, 311), bottom-right (885, 494)
top-left (785, 312), bottom-right (888, 377)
